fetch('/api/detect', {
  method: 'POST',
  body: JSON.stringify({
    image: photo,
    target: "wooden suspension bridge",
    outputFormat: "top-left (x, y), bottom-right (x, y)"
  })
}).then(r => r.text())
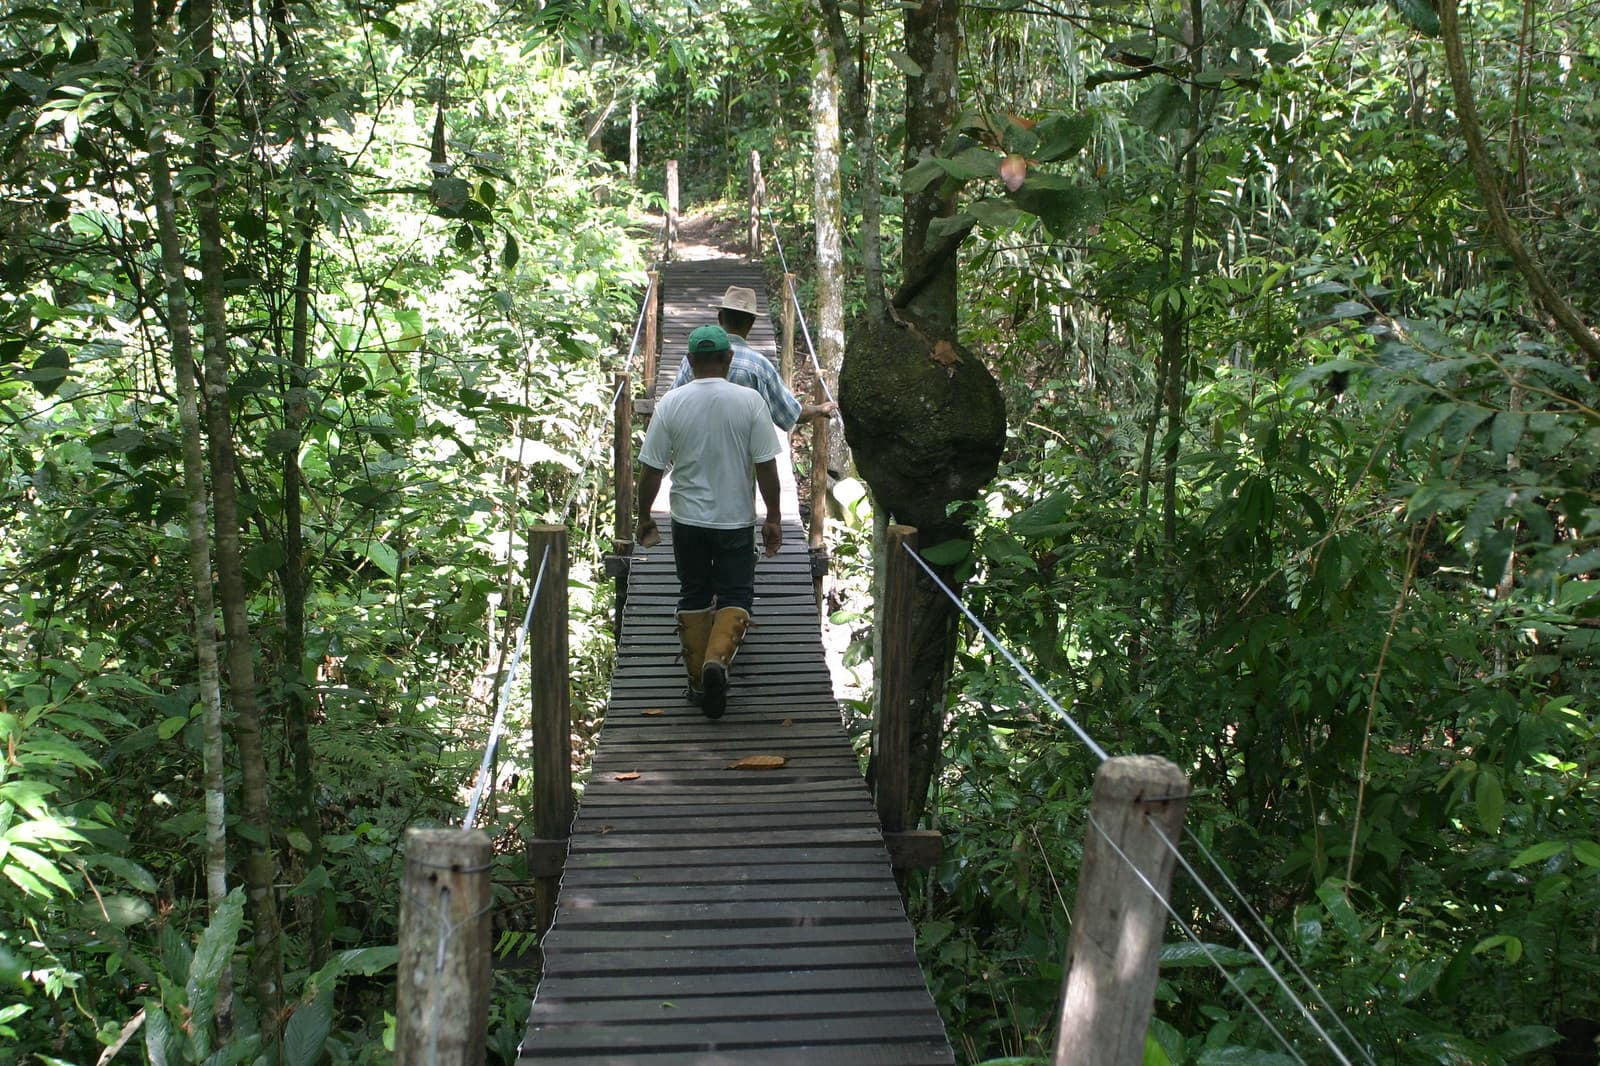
top-left (392, 164), bottom-right (1193, 1066)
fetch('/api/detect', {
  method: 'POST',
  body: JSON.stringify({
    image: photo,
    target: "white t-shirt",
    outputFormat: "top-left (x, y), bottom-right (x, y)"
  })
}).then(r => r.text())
top-left (640, 377), bottom-right (781, 529)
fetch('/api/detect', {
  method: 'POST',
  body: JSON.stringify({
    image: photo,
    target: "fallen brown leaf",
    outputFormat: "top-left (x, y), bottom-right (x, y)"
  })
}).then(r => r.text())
top-left (640, 708), bottom-right (665, 716)
top-left (614, 771), bottom-right (641, 781)
top-left (931, 339), bottom-right (963, 367)
top-left (727, 754), bottom-right (788, 771)
top-left (781, 717), bottom-right (793, 727)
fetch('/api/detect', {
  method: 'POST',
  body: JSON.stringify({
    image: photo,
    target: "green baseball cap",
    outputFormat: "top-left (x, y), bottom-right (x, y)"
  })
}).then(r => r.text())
top-left (687, 324), bottom-right (731, 356)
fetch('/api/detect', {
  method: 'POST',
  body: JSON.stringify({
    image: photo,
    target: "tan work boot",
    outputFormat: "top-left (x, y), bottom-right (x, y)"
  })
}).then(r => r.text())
top-left (676, 607), bottom-right (716, 704)
top-left (699, 606), bottom-right (751, 720)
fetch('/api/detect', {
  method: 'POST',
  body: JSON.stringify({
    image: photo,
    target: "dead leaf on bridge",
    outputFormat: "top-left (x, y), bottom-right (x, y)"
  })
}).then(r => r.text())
top-left (613, 771), bottom-right (641, 781)
top-left (640, 708), bottom-right (665, 716)
top-left (727, 754), bottom-right (787, 771)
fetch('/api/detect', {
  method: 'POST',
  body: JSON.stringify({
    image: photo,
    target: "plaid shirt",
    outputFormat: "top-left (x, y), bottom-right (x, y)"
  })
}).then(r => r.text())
top-left (671, 336), bottom-right (802, 431)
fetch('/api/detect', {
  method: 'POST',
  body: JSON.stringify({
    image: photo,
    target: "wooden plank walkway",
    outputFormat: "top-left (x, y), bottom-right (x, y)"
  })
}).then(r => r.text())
top-left (519, 260), bottom-right (953, 1064)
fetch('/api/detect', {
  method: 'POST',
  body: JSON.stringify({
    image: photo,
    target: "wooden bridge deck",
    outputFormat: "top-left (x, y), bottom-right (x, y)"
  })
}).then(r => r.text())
top-left (518, 261), bottom-right (953, 1064)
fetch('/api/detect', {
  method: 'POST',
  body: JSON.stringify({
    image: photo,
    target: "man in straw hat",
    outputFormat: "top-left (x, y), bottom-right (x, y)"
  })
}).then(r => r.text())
top-left (670, 285), bottom-right (837, 431)
top-left (637, 324), bottom-right (783, 719)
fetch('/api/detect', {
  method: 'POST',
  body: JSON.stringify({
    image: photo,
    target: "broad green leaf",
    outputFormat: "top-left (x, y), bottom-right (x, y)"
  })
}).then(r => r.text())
top-left (87, 894), bottom-right (154, 927)
top-left (1197, 1048), bottom-right (1298, 1065)
top-left (187, 887), bottom-right (246, 1030)
top-left (1475, 770), bottom-right (1505, 835)
top-left (1032, 113), bottom-right (1093, 162)
top-left (1507, 841), bottom-right (1566, 867)
top-left (1129, 82), bottom-right (1187, 134)
top-left (282, 985), bottom-right (335, 1066)
top-left (1487, 1025), bottom-right (1560, 1057)
top-left (359, 540), bottom-right (400, 579)
top-left (1159, 941), bottom-right (1256, 968)
top-left (1571, 840), bottom-right (1600, 868)
top-left (1315, 878), bottom-right (1363, 941)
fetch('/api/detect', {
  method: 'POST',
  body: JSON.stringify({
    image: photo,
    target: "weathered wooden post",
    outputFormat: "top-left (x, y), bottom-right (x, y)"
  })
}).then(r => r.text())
top-left (875, 525), bottom-right (943, 870)
top-left (748, 149), bottom-right (765, 257)
top-left (876, 525), bottom-right (917, 836)
top-left (664, 160), bottom-right (679, 260)
top-left (607, 373), bottom-right (635, 635)
top-left (526, 525), bottom-right (572, 933)
top-left (1055, 756), bottom-right (1190, 1066)
top-left (642, 270), bottom-right (660, 395)
top-left (808, 378), bottom-right (829, 611)
top-left (780, 273), bottom-right (797, 388)
top-left (395, 829), bottom-right (492, 1066)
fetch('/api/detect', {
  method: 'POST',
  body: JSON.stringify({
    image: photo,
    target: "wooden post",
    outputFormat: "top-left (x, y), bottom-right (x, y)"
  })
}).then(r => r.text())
top-left (748, 149), bottom-right (764, 257)
top-left (613, 372), bottom-right (633, 548)
top-left (876, 525), bottom-right (917, 835)
top-left (628, 99), bottom-right (639, 183)
top-left (528, 525), bottom-right (571, 933)
top-left (780, 273), bottom-right (797, 388)
top-left (664, 160), bottom-right (679, 260)
top-left (1055, 756), bottom-right (1190, 1066)
top-left (642, 270), bottom-right (660, 396)
top-left (395, 829), bottom-right (492, 1066)
top-left (610, 373), bottom-right (634, 635)
top-left (808, 378), bottom-right (829, 611)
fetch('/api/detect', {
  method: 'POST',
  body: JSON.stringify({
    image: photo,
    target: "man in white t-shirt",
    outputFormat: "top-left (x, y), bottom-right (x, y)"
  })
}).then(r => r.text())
top-left (636, 324), bottom-right (782, 719)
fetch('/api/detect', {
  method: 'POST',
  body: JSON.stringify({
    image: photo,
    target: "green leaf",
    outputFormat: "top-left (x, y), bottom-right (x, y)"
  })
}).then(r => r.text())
top-left (1315, 878), bottom-right (1363, 941)
top-left (502, 232), bottom-right (519, 270)
top-left (1473, 933), bottom-right (1523, 963)
top-left (359, 540), bottom-right (400, 579)
top-left (1390, 0), bottom-right (1440, 35)
top-left (1490, 411), bottom-right (1524, 457)
top-left (1571, 840), bottom-right (1600, 868)
top-left (1032, 113), bottom-right (1093, 162)
top-left (157, 715), bottom-right (189, 740)
top-left (887, 50), bottom-right (923, 76)
top-left (1159, 941), bottom-right (1256, 968)
top-left (1475, 770), bottom-right (1504, 835)
top-left (1129, 82), bottom-right (1188, 134)
top-left (1197, 1049), bottom-right (1299, 1065)
top-left (29, 347), bottom-right (69, 396)
top-left (1487, 1025), bottom-right (1560, 1057)
top-left (282, 985), bottom-right (335, 1066)
top-left (921, 539), bottom-right (972, 566)
top-left (187, 887), bottom-right (246, 1030)
top-left (1508, 840), bottom-right (1566, 867)
top-left (88, 894), bottom-right (154, 927)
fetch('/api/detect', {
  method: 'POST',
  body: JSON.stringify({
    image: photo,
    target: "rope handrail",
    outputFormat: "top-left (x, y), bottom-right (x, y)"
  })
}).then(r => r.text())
top-left (460, 281), bottom-right (651, 830)
top-left (900, 539), bottom-right (1372, 1063)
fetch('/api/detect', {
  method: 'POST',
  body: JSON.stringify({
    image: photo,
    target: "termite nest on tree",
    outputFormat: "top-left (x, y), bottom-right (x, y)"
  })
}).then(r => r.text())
top-left (838, 315), bottom-right (1006, 541)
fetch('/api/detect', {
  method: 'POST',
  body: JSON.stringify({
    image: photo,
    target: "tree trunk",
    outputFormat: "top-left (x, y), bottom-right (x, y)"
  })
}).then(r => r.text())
top-left (1438, 0), bottom-right (1600, 365)
top-left (133, 0), bottom-right (232, 1034)
top-left (810, 16), bottom-right (850, 475)
top-left (901, 0), bottom-right (962, 331)
top-left (190, 0), bottom-right (284, 1030)
top-left (815, 0), bottom-right (884, 318)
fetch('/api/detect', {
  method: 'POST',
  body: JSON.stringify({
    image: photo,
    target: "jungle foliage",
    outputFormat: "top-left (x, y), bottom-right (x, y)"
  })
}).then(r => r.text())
top-left (0, 0), bottom-right (1597, 1063)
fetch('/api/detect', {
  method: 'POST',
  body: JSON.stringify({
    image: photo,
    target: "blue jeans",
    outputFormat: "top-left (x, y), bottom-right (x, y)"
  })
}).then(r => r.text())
top-left (671, 521), bottom-right (756, 613)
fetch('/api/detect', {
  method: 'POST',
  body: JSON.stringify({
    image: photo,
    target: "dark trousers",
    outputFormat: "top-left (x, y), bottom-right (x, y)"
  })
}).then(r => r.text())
top-left (671, 521), bottom-right (756, 613)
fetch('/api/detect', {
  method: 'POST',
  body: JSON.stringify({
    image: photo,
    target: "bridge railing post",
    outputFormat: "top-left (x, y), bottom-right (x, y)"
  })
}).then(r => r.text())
top-left (664, 160), bottom-right (679, 261)
top-left (607, 373), bottom-right (634, 635)
top-left (526, 525), bottom-right (572, 933)
top-left (780, 273), bottom-right (797, 388)
top-left (808, 377), bottom-right (828, 611)
top-left (748, 149), bottom-right (764, 257)
top-left (642, 270), bottom-right (660, 395)
top-left (877, 525), bottom-right (917, 836)
top-left (1055, 755), bottom-right (1189, 1066)
top-left (395, 828), bottom-right (492, 1066)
